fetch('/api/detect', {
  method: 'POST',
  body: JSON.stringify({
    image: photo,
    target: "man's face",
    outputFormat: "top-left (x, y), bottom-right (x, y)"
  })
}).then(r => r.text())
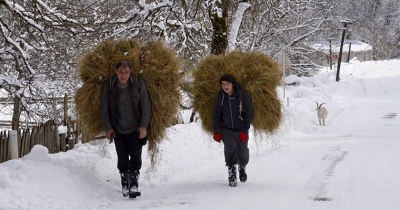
top-left (221, 81), bottom-right (234, 96)
top-left (116, 66), bottom-right (130, 85)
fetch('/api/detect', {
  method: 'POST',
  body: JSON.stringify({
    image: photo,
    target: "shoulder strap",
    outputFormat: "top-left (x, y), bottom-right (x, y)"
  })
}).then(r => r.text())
top-left (219, 90), bottom-right (224, 107)
top-left (238, 90), bottom-right (244, 121)
top-left (129, 74), bottom-right (140, 88)
top-left (109, 75), bottom-right (117, 87)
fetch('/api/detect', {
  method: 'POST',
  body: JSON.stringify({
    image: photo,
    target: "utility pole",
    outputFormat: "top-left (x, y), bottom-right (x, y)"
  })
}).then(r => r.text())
top-left (327, 38), bottom-right (334, 70)
top-left (336, 20), bottom-right (352, 82)
top-left (347, 42), bottom-right (352, 63)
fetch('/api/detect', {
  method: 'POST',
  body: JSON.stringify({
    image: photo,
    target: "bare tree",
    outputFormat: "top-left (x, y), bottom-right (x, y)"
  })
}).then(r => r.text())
top-left (0, 0), bottom-right (91, 129)
top-left (334, 0), bottom-right (400, 59)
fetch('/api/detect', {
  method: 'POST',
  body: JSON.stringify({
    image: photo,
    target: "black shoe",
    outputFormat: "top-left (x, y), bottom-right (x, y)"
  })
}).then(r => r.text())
top-left (129, 170), bottom-right (141, 198)
top-left (120, 173), bottom-right (129, 197)
top-left (239, 165), bottom-right (247, 183)
top-left (228, 165), bottom-right (237, 187)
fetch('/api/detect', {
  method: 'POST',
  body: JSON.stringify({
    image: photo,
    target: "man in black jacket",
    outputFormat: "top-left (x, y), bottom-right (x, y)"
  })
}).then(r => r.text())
top-left (212, 74), bottom-right (253, 187)
top-left (100, 61), bottom-right (151, 198)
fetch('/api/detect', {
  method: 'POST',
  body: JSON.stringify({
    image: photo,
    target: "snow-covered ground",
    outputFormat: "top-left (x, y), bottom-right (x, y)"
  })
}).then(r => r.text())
top-left (1, 59), bottom-right (399, 210)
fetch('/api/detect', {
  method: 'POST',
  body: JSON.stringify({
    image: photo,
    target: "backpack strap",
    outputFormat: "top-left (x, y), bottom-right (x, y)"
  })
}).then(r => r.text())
top-left (129, 74), bottom-right (141, 99)
top-left (220, 92), bottom-right (225, 107)
top-left (238, 90), bottom-right (244, 121)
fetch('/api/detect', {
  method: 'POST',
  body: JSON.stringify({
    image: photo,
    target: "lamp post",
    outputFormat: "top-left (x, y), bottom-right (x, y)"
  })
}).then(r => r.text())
top-left (336, 20), bottom-right (352, 82)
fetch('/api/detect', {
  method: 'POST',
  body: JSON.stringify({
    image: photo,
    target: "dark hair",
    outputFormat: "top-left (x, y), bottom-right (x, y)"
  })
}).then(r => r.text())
top-left (116, 61), bottom-right (131, 70)
top-left (219, 74), bottom-right (237, 85)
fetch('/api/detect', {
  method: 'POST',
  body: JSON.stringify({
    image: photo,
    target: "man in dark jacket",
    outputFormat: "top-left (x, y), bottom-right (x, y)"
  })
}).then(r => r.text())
top-left (212, 73), bottom-right (253, 187)
top-left (100, 61), bottom-right (151, 198)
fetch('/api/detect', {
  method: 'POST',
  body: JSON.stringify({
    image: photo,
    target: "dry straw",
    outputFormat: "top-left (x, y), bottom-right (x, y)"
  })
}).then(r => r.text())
top-left (192, 51), bottom-right (282, 137)
top-left (75, 39), bottom-right (181, 166)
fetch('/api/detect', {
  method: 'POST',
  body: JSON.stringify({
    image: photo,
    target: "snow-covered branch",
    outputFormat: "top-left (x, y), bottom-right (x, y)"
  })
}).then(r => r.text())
top-left (227, 2), bottom-right (251, 53)
top-left (114, 0), bottom-right (172, 24)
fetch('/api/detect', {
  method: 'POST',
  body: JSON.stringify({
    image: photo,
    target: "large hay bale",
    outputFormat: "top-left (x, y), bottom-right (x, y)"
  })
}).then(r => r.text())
top-left (192, 51), bottom-right (281, 136)
top-left (78, 39), bottom-right (141, 83)
top-left (75, 82), bottom-right (103, 141)
top-left (75, 39), bottom-right (181, 166)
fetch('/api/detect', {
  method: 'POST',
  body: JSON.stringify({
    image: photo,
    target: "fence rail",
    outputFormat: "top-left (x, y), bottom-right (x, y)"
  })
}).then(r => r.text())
top-left (0, 118), bottom-right (81, 163)
top-left (0, 120), bottom-right (41, 128)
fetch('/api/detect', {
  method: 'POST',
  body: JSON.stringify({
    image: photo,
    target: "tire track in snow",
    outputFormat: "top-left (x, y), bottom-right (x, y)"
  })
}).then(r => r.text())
top-left (302, 145), bottom-right (348, 203)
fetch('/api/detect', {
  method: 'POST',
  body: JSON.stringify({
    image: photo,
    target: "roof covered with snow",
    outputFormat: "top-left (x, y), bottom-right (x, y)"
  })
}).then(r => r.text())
top-left (305, 40), bottom-right (372, 53)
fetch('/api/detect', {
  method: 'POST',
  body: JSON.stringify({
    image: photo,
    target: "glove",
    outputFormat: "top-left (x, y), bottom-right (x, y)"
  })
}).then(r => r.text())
top-left (213, 134), bottom-right (222, 142)
top-left (239, 132), bottom-right (247, 142)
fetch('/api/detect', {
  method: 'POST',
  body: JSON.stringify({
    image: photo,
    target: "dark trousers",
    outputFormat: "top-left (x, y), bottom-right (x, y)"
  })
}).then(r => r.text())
top-left (114, 132), bottom-right (143, 173)
top-left (221, 128), bottom-right (249, 167)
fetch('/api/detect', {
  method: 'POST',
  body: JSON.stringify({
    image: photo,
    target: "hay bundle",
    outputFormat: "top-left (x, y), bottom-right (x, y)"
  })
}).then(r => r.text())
top-left (192, 51), bottom-right (281, 136)
top-left (75, 39), bottom-right (180, 166)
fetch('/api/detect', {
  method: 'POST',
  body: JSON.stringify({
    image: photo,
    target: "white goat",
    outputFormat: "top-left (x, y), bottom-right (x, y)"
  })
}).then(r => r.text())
top-left (315, 102), bottom-right (328, 126)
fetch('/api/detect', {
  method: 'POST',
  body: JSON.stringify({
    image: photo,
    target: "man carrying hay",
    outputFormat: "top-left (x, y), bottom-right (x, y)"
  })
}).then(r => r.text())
top-left (100, 61), bottom-right (151, 198)
top-left (213, 74), bottom-right (253, 187)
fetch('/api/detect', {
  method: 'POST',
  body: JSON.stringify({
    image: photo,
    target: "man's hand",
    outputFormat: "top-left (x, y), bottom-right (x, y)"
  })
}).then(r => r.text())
top-left (137, 127), bottom-right (147, 139)
top-left (105, 130), bottom-right (115, 140)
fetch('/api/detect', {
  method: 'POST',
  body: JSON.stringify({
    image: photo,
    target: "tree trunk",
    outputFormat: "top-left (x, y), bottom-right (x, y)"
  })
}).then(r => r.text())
top-left (12, 96), bottom-right (21, 130)
top-left (12, 57), bottom-right (22, 130)
top-left (227, 2), bottom-right (251, 52)
top-left (209, 0), bottom-right (230, 55)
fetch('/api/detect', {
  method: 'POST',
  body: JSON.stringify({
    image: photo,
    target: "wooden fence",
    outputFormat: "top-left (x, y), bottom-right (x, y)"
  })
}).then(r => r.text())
top-left (0, 118), bottom-right (80, 163)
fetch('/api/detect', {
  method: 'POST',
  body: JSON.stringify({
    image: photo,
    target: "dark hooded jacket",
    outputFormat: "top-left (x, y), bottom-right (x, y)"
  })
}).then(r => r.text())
top-left (212, 84), bottom-right (253, 134)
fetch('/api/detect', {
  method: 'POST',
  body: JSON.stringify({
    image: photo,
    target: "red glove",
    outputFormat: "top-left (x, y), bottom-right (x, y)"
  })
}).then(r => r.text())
top-left (239, 132), bottom-right (247, 142)
top-left (213, 134), bottom-right (222, 142)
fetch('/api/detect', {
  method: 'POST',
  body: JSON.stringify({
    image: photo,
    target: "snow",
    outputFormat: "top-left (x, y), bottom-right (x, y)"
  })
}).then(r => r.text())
top-left (4, 0), bottom-right (44, 31)
top-left (305, 40), bottom-right (372, 53)
top-left (58, 125), bottom-right (68, 134)
top-left (1, 59), bottom-right (400, 209)
top-left (115, 0), bottom-right (171, 23)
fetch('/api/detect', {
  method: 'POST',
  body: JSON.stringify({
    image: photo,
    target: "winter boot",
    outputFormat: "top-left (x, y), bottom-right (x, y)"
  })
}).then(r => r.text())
top-left (120, 173), bottom-right (129, 197)
top-left (228, 165), bottom-right (237, 187)
top-left (128, 170), bottom-right (141, 198)
top-left (238, 165), bottom-right (247, 183)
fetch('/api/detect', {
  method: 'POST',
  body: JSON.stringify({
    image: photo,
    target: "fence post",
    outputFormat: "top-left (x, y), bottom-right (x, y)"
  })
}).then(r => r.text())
top-left (67, 117), bottom-right (74, 150)
top-left (64, 94), bottom-right (68, 124)
top-left (0, 131), bottom-right (5, 162)
top-left (9, 130), bottom-right (19, 159)
top-left (54, 124), bottom-right (60, 153)
top-left (60, 133), bottom-right (66, 152)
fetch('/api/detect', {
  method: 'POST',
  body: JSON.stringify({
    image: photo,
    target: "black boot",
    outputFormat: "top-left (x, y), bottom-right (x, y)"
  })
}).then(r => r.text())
top-left (228, 165), bottom-right (237, 187)
top-left (128, 170), bottom-right (141, 198)
top-left (120, 173), bottom-right (129, 197)
top-left (238, 165), bottom-right (247, 183)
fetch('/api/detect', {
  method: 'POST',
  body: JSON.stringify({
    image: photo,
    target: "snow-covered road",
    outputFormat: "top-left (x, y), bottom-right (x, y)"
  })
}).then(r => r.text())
top-left (109, 61), bottom-right (400, 210)
top-left (1, 60), bottom-right (400, 210)
top-left (117, 112), bottom-right (399, 210)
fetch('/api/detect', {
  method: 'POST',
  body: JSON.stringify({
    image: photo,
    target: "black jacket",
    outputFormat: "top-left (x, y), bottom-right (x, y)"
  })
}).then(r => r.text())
top-left (212, 84), bottom-right (253, 134)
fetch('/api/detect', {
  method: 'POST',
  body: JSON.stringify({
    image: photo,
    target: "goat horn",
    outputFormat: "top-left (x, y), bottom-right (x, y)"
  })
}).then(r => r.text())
top-left (315, 102), bottom-right (319, 108)
top-left (319, 103), bottom-right (326, 109)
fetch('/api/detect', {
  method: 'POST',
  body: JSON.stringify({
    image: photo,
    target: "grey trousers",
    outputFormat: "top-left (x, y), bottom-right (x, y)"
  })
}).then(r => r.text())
top-left (221, 128), bottom-right (249, 167)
